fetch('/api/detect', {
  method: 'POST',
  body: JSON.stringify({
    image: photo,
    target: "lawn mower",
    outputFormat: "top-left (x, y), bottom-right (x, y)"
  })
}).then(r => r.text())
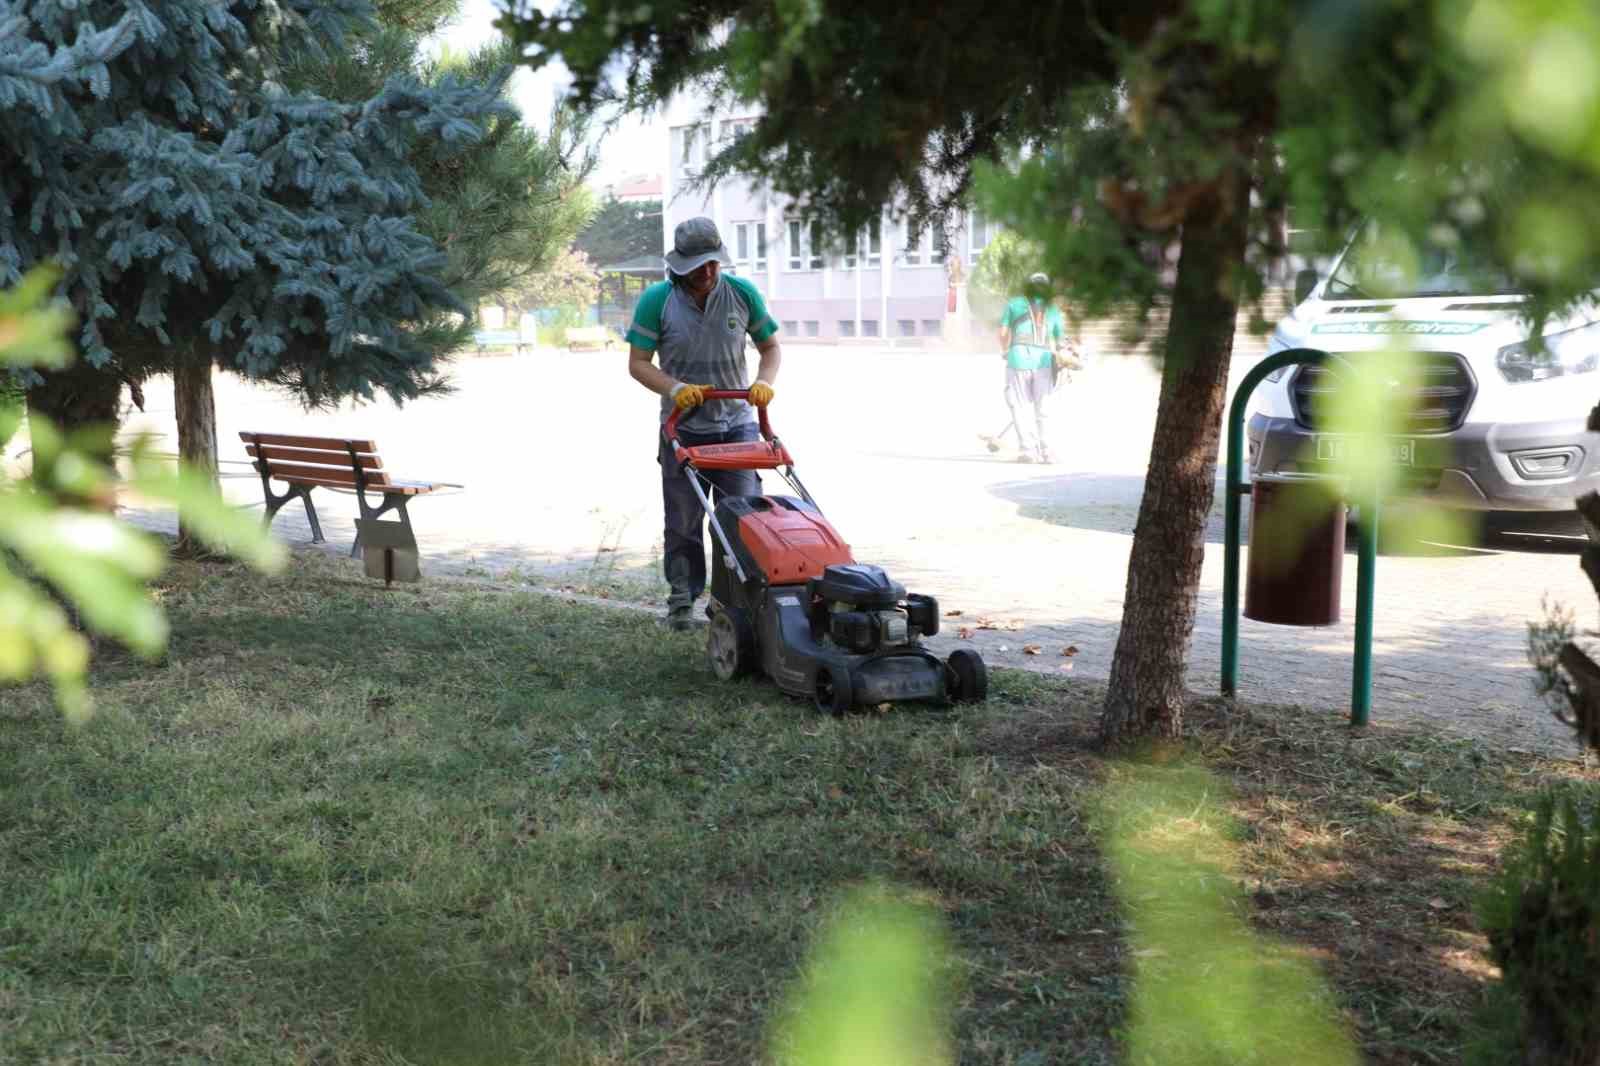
top-left (666, 391), bottom-right (987, 713)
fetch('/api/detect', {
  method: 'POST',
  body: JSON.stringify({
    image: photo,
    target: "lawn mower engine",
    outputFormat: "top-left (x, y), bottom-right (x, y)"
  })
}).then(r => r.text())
top-left (706, 495), bottom-right (987, 713)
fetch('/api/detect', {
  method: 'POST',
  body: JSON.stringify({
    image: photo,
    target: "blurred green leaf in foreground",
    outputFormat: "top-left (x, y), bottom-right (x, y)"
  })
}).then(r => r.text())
top-left (1, 267), bottom-right (285, 719)
top-left (770, 884), bottom-right (956, 1066)
top-left (1103, 755), bottom-right (1359, 1066)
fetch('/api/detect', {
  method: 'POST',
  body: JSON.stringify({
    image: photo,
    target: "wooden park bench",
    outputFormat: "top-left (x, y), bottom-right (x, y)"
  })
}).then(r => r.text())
top-left (240, 432), bottom-right (450, 558)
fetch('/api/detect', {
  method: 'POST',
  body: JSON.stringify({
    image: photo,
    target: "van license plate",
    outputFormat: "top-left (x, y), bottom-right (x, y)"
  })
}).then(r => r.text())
top-left (1315, 435), bottom-right (1415, 466)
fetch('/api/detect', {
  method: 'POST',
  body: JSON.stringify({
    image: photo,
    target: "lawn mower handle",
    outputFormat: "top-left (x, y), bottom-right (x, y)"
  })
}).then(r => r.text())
top-left (662, 389), bottom-right (774, 449)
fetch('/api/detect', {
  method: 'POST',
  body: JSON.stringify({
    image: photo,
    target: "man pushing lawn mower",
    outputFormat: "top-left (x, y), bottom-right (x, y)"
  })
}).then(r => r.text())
top-left (635, 222), bottom-right (986, 712)
top-left (659, 371), bottom-right (989, 713)
top-left (627, 217), bottom-right (782, 632)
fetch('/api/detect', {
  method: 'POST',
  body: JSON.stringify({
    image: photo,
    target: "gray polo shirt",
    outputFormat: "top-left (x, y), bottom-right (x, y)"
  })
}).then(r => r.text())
top-left (626, 275), bottom-right (780, 434)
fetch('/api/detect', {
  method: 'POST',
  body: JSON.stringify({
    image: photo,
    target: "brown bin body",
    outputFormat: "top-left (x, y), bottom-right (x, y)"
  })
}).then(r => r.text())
top-left (1244, 474), bottom-right (1346, 627)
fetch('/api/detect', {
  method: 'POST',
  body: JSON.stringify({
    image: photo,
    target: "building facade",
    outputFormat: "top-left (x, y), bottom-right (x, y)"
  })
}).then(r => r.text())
top-left (662, 97), bottom-right (995, 344)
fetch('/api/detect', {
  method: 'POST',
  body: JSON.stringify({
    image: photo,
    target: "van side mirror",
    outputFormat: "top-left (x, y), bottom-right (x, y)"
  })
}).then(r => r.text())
top-left (1294, 268), bottom-right (1319, 305)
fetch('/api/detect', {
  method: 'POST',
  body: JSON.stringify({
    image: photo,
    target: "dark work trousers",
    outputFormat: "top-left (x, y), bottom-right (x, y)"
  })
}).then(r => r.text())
top-left (659, 421), bottom-right (761, 611)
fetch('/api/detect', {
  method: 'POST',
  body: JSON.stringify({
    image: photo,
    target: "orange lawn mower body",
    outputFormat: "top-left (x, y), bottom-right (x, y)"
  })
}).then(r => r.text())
top-left (666, 391), bottom-right (987, 712)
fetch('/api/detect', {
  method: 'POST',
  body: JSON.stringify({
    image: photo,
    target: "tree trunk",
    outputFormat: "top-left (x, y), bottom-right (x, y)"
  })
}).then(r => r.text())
top-left (1099, 172), bottom-right (1253, 746)
top-left (173, 354), bottom-right (219, 557)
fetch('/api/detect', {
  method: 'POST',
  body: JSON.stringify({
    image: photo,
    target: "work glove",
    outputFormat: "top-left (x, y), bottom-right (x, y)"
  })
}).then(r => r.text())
top-left (671, 382), bottom-right (710, 411)
top-left (747, 381), bottom-right (775, 407)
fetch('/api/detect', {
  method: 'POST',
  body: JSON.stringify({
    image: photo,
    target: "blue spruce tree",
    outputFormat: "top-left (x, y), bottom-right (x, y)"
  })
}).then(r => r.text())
top-left (1, 0), bottom-right (508, 524)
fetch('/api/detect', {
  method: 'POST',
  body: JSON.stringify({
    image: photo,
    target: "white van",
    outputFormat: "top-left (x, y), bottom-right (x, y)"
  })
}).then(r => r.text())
top-left (1248, 227), bottom-right (1600, 521)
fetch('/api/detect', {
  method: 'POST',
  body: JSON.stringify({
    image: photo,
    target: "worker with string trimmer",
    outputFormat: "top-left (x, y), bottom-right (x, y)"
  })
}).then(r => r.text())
top-left (983, 272), bottom-right (1082, 463)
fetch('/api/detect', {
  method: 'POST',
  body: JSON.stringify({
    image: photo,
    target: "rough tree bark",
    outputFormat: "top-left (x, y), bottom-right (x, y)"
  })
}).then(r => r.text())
top-left (172, 350), bottom-right (218, 557)
top-left (1099, 169), bottom-right (1253, 746)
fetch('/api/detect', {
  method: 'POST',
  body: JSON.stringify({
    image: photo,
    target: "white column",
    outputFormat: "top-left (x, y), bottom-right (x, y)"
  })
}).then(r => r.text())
top-left (765, 196), bottom-right (781, 299)
top-left (880, 210), bottom-right (891, 345)
top-left (712, 120), bottom-right (725, 249)
top-left (854, 234), bottom-right (863, 339)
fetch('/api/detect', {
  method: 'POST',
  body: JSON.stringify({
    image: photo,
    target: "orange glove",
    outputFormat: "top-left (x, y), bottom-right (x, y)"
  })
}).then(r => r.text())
top-left (671, 382), bottom-right (710, 411)
top-left (747, 381), bottom-right (775, 407)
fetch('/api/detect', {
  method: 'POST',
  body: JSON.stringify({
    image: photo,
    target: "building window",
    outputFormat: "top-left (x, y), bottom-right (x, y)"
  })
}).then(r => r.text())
top-left (931, 219), bottom-right (947, 265)
top-left (862, 319), bottom-right (879, 338)
top-left (786, 219), bottom-right (823, 270)
top-left (901, 220), bottom-right (921, 265)
top-left (783, 319), bottom-right (799, 334)
top-left (720, 116), bottom-right (756, 144)
top-left (804, 320), bottom-right (820, 337)
top-left (922, 319), bottom-right (942, 337)
top-left (970, 209), bottom-right (993, 263)
top-left (839, 319), bottom-right (857, 338)
top-left (867, 220), bottom-right (881, 267)
top-left (898, 319), bottom-right (916, 337)
top-left (843, 231), bottom-right (857, 270)
top-left (676, 124), bottom-right (706, 175)
top-left (734, 221), bottom-right (767, 272)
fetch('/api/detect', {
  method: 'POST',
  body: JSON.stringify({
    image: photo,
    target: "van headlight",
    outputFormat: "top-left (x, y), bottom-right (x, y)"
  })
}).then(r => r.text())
top-left (1496, 322), bottom-right (1600, 383)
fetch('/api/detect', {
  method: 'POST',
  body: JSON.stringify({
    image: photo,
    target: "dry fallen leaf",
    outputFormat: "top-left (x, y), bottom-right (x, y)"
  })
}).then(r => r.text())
top-left (958, 626), bottom-right (974, 639)
top-left (826, 786), bottom-right (845, 801)
top-left (1023, 644), bottom-right (1042, 655)
top-left (875, 702), bottom-right (893, 713)
top-left (975, 617), bottom-right (1023, 631)
top-left (1063, 645), bottom-right (1079, 657)
top-left (944, 609), bottom-right (963, 618)
top-left (1427, 897), bottom-right (1449, 910)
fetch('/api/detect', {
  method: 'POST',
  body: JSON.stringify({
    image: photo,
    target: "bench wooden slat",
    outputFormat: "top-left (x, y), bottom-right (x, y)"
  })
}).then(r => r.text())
top-left (246, 443), bottom-right (384, 469)
top-left (271, 475), bottom-right (434, 496)
top-left (381, 479), bottom-right (440, 494)
top-left (256, 461), bottom-right (392, 487)
top-left (240, 431), bottom-right (378, 453)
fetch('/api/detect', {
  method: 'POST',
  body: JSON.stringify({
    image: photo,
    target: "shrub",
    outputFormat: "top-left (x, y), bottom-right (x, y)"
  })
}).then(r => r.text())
top-left (1476, 791), bottom-right (1600, 1066)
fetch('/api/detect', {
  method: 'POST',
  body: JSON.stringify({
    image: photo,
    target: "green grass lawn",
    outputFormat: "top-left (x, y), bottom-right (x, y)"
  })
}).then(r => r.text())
top-left (1, 553), bottom-right (1593, 1064)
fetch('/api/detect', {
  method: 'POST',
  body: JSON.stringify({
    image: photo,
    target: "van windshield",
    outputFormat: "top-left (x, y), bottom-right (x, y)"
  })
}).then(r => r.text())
top-left (1324, 226), bottom-right (1523, 301)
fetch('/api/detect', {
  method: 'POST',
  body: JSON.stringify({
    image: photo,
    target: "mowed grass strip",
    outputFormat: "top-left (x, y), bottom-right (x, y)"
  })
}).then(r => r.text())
top-left (2, 552), bottom-right (1593, 1064)
top-left (1, 555), bottom-right (1119, 1065)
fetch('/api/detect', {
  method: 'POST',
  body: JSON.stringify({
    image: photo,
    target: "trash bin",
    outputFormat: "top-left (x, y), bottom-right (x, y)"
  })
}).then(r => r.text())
top-left (1244, 474), bottom-right (1346, 626)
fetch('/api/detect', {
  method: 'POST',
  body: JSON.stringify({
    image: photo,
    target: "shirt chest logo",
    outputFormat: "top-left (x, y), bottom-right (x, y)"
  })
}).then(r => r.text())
top-left (726, 313), bottom-right (739, 333)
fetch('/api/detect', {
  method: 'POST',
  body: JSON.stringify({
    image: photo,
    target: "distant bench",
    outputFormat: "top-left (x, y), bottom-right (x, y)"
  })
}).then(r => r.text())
top-left (565, 325), bottom-right (619, 351)
top-left (241, 432), bottom-right (451, 557)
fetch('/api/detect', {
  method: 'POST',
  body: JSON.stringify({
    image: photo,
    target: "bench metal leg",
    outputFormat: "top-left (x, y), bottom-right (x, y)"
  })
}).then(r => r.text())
top-left (262, 483), bottom-right (325, 544)
top-left (301, 491), bottom-right (325, 544)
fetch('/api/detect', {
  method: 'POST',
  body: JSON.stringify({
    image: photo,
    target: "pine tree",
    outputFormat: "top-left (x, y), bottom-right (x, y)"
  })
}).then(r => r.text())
top-left (276, 7), bottom-right (596, 323)
top-left (575, 196), bottom-right (663, 268)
